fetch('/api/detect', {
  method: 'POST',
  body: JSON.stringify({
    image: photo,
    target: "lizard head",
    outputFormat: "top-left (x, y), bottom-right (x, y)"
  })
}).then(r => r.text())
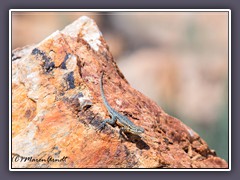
top-left (130, 126), bottom-right (145, 135)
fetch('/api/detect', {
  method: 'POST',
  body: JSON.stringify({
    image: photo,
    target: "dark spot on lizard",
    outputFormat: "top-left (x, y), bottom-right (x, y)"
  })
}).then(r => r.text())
top-left (66, 71), bottom-right (75, 89)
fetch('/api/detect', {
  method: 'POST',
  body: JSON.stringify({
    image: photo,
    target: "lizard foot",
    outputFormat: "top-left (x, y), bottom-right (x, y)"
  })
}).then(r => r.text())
top-left (97, 118), bottom-right (116, 132)
top-left (97, 122), bottom-right (106, 132)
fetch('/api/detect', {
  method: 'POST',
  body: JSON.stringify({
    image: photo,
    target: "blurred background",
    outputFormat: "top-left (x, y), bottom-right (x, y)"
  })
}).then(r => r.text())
top-left (12, 11), bottom-right (229, 161)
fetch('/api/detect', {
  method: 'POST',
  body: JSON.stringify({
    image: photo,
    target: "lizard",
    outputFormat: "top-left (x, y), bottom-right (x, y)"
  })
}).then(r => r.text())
top-left (98, 72), bottom-right (145, 137)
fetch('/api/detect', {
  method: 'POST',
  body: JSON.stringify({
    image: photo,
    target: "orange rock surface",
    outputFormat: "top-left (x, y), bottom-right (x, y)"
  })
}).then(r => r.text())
top-left (11, 16), bottom-right (228, 169)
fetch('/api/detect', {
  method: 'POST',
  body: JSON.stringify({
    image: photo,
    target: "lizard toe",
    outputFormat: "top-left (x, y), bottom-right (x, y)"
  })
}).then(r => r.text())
top-left (97, 122), bottom-right (106, 132)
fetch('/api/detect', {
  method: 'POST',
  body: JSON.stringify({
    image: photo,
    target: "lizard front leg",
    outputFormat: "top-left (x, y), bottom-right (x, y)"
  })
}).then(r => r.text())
top-left (119, 127), bottom-right (140, 142)
top-left (98, 116), bottom-right (117, 131)
top-left (119, 126), bottom-right (130, 140)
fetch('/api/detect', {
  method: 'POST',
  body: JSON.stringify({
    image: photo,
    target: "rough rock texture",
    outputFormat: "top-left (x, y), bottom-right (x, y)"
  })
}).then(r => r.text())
top-left (11, 16), bottom-right (228, 169)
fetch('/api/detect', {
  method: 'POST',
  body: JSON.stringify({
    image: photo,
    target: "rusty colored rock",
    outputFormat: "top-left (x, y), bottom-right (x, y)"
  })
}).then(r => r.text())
top-left (11, 16), bottom-right (228, 169)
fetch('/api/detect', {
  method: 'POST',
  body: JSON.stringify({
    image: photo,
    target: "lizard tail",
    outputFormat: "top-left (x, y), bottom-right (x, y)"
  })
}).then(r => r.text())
top-left (100, 72), bottom-right (111, 108)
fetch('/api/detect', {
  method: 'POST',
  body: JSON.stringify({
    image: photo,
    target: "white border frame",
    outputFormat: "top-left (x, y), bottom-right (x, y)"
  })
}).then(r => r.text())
top-left (9, 9), bottom-right (231, 171)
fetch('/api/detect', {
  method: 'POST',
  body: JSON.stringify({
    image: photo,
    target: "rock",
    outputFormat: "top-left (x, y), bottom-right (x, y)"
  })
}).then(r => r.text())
top-left (11, 16), bottom-right (228, 168)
